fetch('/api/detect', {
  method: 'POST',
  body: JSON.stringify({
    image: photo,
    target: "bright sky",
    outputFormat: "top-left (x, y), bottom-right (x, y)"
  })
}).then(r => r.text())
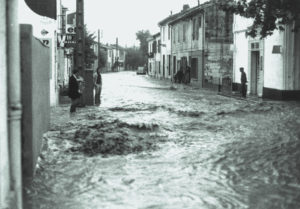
top-left (19, 0), bottom-right (207, 47)
top-left (62, 0), bottom-right (202, 47)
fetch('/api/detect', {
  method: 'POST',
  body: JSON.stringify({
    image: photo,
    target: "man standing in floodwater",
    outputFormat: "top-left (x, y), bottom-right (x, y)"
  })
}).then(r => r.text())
top-left (68, 69), bottom-right (82, 113)
top-left (240, 67), bottom-right (247, 98)
top-left (93, 67), bottom-right (102, 106)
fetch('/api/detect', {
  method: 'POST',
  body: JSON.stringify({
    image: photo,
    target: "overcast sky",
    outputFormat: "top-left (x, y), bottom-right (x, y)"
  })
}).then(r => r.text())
top-left (62, 0), bottom-right (203, 47)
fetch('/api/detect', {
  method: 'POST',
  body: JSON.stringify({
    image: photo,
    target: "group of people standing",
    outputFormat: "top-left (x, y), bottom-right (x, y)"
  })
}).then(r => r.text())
top-left (68, 67), bottom-right (102, 114)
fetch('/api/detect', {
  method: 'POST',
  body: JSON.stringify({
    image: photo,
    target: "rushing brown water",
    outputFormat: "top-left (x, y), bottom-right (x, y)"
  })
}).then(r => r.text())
top-left (25, 71), bottom-right (300, 209)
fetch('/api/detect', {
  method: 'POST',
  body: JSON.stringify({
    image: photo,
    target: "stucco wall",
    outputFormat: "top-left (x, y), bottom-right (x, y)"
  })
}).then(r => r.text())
top-left (233, 31), bottom-right (249, 83)
top-left (264, 30), bottom-right (284, 89)
top-left (204, 5), bottom-right (233, 88)
top-left (20, 25), bottom-right (51, 182)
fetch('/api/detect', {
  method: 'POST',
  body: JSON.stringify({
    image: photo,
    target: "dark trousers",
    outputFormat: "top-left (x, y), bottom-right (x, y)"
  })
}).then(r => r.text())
top-left (70, 97), bottom-right (80, 112)
top-left (241, 83), bottom-right (247, 97)
top-left (95, 86), bottom-right (102, 105)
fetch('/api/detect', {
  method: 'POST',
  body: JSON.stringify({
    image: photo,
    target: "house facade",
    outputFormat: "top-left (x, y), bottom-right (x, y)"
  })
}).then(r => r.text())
top-left (233, 15), bottom-right (300, 100)
top-left (158, 13), bottom-right (180, 79)
top-left (148, 33), bottom-right (161, 77)
top-left (169, 5), bottom-right (204, 84)
top-left (154, 1), bottom-right (233, 91)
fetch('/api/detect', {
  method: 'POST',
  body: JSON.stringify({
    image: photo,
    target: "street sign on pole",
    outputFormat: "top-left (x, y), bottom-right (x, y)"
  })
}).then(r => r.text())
top-left (57, 34), bottom-right (76, 48)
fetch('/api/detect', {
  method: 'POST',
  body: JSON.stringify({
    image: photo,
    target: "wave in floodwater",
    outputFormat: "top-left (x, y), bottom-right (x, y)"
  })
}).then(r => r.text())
top-left (66, 118), bottom-right (161, 156)
top-left (109, 103), bottom-right (206, 118)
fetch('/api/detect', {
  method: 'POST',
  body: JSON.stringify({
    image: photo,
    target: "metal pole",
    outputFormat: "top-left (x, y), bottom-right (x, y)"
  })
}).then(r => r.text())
top-left (7, 0), bottom-right (23, 208)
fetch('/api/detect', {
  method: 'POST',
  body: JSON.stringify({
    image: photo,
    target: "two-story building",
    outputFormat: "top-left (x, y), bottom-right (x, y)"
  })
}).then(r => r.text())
top-left (232, 15), bottom-right (300, 100)
top-left (147, 32), bottom-right (161, 77)
top-left (158, 13), bottom-right (181, 79)
top-left (169, 2), bottom-right (233, 90)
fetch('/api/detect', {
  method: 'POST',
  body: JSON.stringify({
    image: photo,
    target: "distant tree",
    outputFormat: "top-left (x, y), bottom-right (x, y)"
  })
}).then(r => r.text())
top-left (98, 48), bottom-right (107, 68)
top-left (136, 30), bottom-right (151, 64)
top-left (84, 26), bottom-right (97, 68)
top-left (125, 47), bottom-right (144, 70)
top-left (218, 0), bottom-right (300, 38)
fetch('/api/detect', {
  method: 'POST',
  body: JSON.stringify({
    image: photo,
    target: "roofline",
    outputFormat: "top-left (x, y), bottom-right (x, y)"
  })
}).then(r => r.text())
top-left (168, 1), bottom-right (212, 25)
top-left (153, 32), bottom-right (160, 38)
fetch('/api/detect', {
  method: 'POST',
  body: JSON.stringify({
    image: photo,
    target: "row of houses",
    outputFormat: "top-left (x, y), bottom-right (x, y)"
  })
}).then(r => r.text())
top-left (91, 43), bottom-right (126, 73)
top-left (148, 1), bottom-right (300, 100)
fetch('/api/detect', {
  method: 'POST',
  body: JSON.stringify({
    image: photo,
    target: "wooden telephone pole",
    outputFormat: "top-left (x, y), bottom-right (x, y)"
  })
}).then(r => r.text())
top-left (75, 0), bottom-right (85, 73)
top-left (75, 0), bottom-right (94, 105)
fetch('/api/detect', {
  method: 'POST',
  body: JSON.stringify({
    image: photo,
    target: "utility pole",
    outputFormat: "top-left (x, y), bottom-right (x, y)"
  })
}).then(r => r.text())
top-left (75, 0), bottom-right (85, 73)
top-left (75, 0), bottom-right (93, 105)
top-left (116, 37), bottom-right (119, 71)
top-left (98, 29), bottom-right (100, 67)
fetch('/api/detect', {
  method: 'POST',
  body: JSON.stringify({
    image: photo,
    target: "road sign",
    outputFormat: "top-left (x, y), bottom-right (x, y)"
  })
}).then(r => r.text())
top-left (39, 38), bottom-right (51, 47)
top-left (66, 24), bottom-right (76, 34)
top-left (41, 29), bottom-right (49, 36)
top-left (57, 34), bottom-right (76, 48)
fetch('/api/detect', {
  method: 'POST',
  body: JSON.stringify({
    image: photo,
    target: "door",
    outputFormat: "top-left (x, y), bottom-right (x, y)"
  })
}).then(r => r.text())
top-left (168, 55), bottom-right (171, 76)
top-left (173, 56), bottom-right (176, 74)
top-left (191, 58), bottom-right (198, 79)
top-left (163, 55), bottom-right (165, 78)
top-left (250, 51), bottom-right (259, 95)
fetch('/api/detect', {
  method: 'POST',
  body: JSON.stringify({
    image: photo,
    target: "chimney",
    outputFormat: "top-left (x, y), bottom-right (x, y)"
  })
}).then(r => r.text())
top-left (170, 10), bottom-right (173, 15)
top-left (182, 4), bottom-right (190, 12)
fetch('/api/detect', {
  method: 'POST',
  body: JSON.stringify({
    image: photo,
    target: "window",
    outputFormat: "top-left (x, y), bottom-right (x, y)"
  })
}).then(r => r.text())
top-left (173, 27), bottom-right (176, 43)
top-left (183, 23), bottom-right (186, 42)
top-left (158, 40), bottom-right (161, 53)
top-left (177, 25), bottom-right (180, 42)
top-left (192, 18), bottom-right (196, 40)
top-left (168, 25), bottom-right (170, 40)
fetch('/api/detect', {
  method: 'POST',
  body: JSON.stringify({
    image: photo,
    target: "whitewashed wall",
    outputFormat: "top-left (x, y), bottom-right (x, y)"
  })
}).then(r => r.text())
top-left (233, 15), bottom-right (285, 90)
top-left (264, 30), bottom-right (284, 90)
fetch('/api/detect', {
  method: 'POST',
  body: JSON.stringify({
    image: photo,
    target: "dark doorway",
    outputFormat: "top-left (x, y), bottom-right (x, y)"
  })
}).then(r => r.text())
top-left (191, 58), bottom-right (198, 79)
top-left (163, 55), bottom-right (165, 78)
top-left (168, 55), bottom-right (171, 76)
top-left (250, 51), bottom-right (259, 95)
top-left (173, 56), bottom-right (176, 74)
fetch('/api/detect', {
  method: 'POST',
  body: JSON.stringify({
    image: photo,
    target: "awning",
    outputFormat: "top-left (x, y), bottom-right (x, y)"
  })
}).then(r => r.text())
top-left (25, 0), bottom-right (56, 20)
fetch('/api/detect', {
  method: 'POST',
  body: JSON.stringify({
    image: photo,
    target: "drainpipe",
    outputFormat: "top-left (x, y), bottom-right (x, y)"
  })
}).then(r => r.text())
top-left (7, 0), bottom-right (23, 208)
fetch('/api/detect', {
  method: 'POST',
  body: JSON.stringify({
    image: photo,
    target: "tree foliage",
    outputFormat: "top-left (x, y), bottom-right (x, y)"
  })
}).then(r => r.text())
top-left (125, 47), bottom-right (144, 69)
top-left (84, 26), bottom-right (97, 68)
top-left (98, 48), bottom-right (107, 68)
top-left (136, 30), bottom-right (151, 65)
top-left (218, 0), bottom-right (300, 38)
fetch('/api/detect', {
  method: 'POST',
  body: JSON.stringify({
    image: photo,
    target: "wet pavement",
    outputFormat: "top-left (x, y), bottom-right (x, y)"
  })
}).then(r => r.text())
top-left (25, 71), bottom-right (300, 209)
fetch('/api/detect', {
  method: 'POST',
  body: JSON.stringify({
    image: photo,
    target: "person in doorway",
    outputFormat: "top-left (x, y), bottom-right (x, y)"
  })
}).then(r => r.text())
top-left (240, 67), bottom-right (247, 98)
top-left (184, 66), bottom-right (191, 84)
top-left (93, 67), bottom-right (102, 106)
top-left (174, 66), bottom-right (184, 83)
top-left (68, 69), bottom-right (81, 113)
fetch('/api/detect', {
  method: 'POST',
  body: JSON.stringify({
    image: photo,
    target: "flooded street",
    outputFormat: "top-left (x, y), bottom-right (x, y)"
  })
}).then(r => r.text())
top-left (25, 71), bottom-right (300, 209)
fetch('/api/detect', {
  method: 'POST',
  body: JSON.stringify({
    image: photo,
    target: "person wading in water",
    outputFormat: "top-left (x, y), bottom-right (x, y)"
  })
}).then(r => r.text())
top-left (93, 67), bottom-right (102, 106)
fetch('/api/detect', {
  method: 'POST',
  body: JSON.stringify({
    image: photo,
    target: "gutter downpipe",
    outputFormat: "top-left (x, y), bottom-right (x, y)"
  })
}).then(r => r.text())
top-left (7, 0), bottom-right (23, 208)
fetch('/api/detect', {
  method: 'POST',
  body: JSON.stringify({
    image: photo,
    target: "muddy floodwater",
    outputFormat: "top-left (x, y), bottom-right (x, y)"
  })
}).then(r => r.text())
top-left (25, 71), bottom-right (300, 209)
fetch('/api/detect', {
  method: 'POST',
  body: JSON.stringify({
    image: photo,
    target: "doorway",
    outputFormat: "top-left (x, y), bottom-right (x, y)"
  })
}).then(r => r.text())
top-left (191, 58), bottom-right (198, 79)
top-left (163, 55), bottom-right (165, 78)
top-left (250, 51), bottom-right (259, 95)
